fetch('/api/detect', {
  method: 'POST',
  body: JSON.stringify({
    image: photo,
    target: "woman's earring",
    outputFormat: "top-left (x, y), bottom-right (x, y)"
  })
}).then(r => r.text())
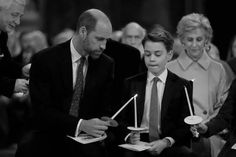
top-left (205, 43), bottom-right (211, 52)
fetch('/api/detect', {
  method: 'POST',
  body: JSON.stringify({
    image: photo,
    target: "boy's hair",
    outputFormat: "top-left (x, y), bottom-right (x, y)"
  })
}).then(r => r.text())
top-left (143, 25), bottom-right (174, 52)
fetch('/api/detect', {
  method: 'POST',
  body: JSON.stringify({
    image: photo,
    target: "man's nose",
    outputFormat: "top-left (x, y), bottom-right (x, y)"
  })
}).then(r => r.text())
top-left (150, 54), bottom-right (155, 60)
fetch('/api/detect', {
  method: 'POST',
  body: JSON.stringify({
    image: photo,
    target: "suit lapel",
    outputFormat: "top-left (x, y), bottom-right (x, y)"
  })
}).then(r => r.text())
top-left (135, 73), bottom-right (147, 126)
top-left (60, 41), bottom-right (73, 94)
top-left (161, 71), bottom-right (176, 121)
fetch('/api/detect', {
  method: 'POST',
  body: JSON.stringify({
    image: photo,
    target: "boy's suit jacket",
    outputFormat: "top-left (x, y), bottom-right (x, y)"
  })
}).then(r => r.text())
top-left (119, 70), bottom-right (193, 147)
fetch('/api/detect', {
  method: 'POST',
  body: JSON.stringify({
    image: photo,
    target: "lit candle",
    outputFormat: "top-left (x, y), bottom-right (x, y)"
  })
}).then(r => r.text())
top-left (134, 94), bottom-right (138, 128)
top-left (184, 86), bottom-right (193, 116)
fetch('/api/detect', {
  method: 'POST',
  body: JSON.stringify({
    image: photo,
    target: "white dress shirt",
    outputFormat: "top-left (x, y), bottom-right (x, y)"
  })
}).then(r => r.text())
top-left (140, 69), bottom-right (167, 132)
top-left (70, 39), bottom-right (88, 137)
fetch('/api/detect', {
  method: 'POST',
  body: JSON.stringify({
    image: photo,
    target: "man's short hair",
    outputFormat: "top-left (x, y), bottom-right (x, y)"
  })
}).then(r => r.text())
top-left (76, 11), bottom-right (97, 34)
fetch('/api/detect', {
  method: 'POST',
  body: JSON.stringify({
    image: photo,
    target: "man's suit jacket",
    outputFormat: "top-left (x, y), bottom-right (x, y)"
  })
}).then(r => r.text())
top-left (0, 32), bottom-right (22, 97)
top-left (118, 70), bottom-right (193, 147)
top-left (227, 57), bottom-right (236, 75)
top-left (29, 40), bottom-right (114, 136)
top-left (205, 79), bottom-right (236, 157)
top-left (103, 39), bottom-right (146, 112)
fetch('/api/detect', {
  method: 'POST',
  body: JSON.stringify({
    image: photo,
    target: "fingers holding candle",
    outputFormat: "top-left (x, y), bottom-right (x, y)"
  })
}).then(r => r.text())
top-left (101, 116), bottom-right (118, 127)
top-left (190, 123), bottom-right (208, 138)
top-left (190, 125), bottom-right (199, 137)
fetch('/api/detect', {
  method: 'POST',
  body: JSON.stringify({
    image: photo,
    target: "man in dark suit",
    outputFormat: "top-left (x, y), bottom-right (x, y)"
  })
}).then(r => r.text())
top-left (16, 9), bottom-right (115, 157)
top-left (118, 26), bottom-right (195, 157)
top-left (192, 79), bottom-right (236, 157)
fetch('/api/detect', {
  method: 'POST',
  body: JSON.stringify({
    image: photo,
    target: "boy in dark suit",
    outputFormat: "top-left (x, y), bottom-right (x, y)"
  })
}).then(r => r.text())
top-left (118, 26), bottom-right (195, 157)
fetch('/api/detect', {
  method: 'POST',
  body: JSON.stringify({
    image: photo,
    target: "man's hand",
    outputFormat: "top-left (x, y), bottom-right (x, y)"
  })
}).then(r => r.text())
top-left (147, 139), bottom-right (169, 155)
top-left (14, 79), bottom-right (29, 93)
top-left (80, 118), bottom-right (110, 137)
top-left (190, 123), bottom-right (208, 136)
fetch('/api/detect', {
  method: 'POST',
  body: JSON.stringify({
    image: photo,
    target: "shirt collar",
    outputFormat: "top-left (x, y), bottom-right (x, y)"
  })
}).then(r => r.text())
top-left (177, 50), bottom-right (211, 70)
top-left (70, 39), bottom-right (81, 63)
top-left (147, 69), bottom-right (167, 84)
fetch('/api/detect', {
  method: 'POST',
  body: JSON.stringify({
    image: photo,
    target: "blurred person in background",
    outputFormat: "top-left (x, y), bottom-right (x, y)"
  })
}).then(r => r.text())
top-left (167, 13), bottom-right (229, 157)
top-left (0, 0), bottom-right (28, 149)
top-left (226, 35), bottom-right (236, 75)
top-left (122, 22), bottom-right (146, 59)
top-left (7, 30), bottom-right (21, 58)
top-left (226, 34), bottom-right (236, 61)
top-left (52, 28), bottom-right (74, 46)
top-left (206, 42), bottom-right (234, 87)
top-left (111, 30), bottom-right (122, 42)
top-left (205, 43), bottom-right (220, 60)
top-left (15, 30), bottom-right (48, 67)
top-left (172, 36), bottom-right (184, 60)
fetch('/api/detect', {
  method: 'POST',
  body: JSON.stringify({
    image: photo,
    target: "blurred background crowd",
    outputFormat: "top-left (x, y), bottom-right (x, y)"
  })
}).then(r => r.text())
top-left (14, 0), bottom-right (236, 60)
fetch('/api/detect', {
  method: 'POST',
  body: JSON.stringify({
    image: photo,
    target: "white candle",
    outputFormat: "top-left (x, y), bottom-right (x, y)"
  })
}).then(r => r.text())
top-left (184, 86), bottom-right (193, 116)
top-left (134, 94), bottom-right (138, 128)
top-left (111, 94), bottom-right (136, 119)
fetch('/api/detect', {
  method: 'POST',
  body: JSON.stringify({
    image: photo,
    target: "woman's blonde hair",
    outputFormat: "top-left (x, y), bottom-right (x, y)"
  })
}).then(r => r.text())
top-left (177, 13), bottom-right (213, 44)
